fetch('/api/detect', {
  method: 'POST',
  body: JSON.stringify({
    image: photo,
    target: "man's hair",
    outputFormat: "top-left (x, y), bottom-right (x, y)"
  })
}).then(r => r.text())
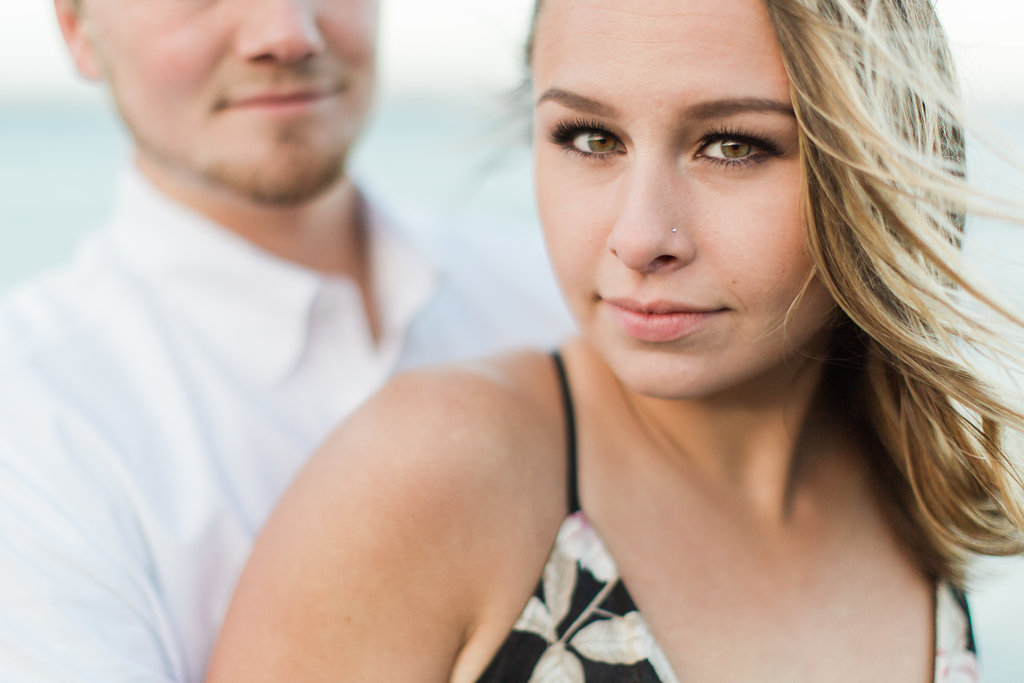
top-left (527, 0), bottom-right (1024, 585)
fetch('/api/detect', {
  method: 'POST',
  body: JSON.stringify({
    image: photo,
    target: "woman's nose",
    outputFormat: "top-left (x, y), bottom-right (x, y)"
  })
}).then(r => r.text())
top-left (606, 166), bottom-right (695, 274)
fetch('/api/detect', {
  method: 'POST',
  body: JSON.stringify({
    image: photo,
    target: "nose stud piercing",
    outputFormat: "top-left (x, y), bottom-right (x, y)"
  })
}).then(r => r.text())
top-left (671, 228), bottom-right (678, 233)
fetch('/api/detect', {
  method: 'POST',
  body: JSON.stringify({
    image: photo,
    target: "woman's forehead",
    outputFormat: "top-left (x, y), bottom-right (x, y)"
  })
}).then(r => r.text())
top-left (531, 0), bottom-right (790, 108)
top-left (532, 0), bottom-right (777, 45)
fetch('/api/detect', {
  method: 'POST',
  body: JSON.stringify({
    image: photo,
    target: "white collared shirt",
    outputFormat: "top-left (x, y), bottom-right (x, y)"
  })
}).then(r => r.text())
top-left (0, 169), bottom-right (573, 682)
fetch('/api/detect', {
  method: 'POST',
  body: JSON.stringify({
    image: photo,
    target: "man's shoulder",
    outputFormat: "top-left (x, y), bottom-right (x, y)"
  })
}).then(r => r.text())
top-left (0, 234), bottom-right (182, 462)
top-left (0, 235), bottom-right (146, 374)
top-left (0, 256), bottom-right (150, 526)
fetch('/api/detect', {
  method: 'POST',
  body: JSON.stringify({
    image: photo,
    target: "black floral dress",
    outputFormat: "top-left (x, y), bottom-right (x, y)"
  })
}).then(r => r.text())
top-left (475, 511), bottom-right (978, 682)
top-left (476, 353), bottom-right (978, 681)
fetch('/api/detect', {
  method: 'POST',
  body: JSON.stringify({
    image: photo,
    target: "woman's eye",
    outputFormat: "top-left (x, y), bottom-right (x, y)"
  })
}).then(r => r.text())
top-left (703, 139), bottom-right (754, 160)
top-left (572, 131), bottom-right (618, 154)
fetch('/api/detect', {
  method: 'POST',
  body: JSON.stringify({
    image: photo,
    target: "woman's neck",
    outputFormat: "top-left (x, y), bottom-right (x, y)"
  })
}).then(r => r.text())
top-left (605, 346), bottom-right (854, 526)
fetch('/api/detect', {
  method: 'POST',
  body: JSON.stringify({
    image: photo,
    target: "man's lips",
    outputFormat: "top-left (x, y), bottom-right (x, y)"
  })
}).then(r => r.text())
top-left (602, 297), bottom-right (724, 343)
top-left (216, 84), bottom-right (345, 112)
top-left (234, 92), bottom-right (324, 106)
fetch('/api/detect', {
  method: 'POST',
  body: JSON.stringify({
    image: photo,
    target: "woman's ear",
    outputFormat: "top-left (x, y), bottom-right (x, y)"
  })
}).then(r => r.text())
top-left (54, 0), bottom-right (104, 81)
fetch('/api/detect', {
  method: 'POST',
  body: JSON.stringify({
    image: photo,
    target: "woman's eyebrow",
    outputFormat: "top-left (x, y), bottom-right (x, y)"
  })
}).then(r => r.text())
top-left (686, 97), bottom-right (795, 119)
top-left (536, 89), bottom-right (619, 117)
top-left (536, 88), bottom-right (793, 120)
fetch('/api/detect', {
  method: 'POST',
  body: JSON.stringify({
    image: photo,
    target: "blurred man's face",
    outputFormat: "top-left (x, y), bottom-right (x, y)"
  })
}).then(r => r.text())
top-left (57, 0), bottom-right (378, 205)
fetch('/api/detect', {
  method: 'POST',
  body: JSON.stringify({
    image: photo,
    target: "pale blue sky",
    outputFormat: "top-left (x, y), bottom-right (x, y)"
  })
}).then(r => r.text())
top-left (2, 1), bottom-right (1022, 103)
top-left (1, 1), bottom-right (538, 100)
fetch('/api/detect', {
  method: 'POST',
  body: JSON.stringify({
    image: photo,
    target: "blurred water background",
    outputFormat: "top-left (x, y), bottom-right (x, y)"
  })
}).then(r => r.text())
top-left (2, 0), bottom-right (1024, 680)
top-left (0, 92), bottom-right (541, 292)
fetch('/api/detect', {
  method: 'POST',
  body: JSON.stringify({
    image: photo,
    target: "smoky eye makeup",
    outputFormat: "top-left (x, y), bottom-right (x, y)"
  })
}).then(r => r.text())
top-left (543, 112), bottom-right (793, 168)
top-left (694, 127), bottom-right (787, 168)
top-left (547, 117), bottom-right (624, 159)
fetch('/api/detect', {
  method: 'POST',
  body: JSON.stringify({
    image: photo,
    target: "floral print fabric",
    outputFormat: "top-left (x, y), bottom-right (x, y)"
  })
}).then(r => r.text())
top-left (476, 512), bottom-right (978, 682)
top-left (477, 512), bottom-right (677, 682)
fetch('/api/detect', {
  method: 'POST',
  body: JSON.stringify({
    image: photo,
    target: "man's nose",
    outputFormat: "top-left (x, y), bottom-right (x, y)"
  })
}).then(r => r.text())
top-left (236, 0), bottom-right (326, 63)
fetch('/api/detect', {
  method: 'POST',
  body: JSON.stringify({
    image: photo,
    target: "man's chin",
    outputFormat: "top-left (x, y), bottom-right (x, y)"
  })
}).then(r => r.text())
top-left (202, 154), bottom-right (347, 206)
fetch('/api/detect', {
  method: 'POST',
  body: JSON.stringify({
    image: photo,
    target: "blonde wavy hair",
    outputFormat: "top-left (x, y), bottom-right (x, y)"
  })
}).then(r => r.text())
top-left (528, 0), bottom-right (1024, 586)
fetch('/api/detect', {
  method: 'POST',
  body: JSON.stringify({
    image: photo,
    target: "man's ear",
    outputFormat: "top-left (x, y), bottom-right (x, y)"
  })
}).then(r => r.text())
top-left (54, 0), bottom-right (103, 80)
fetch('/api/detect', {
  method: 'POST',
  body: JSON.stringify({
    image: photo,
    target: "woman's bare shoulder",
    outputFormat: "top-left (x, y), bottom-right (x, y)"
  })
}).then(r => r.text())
top-left (206, 350), bottom-right (569, 681)
top-left (331, 349), bottom-right (565, 488)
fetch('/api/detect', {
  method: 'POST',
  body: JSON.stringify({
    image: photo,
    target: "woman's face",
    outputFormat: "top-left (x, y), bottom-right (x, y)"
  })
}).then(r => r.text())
top-left (532, 0), bottom-right (836, 401)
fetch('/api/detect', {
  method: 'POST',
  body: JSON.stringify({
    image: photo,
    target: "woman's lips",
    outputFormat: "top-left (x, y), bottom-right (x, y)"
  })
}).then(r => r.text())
top-left (603, 298), bottom-right (723, 343)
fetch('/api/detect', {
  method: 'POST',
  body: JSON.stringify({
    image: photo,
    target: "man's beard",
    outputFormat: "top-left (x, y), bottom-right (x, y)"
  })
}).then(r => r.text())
top-left (113, 60), bottom-right (362, 207)
top-left (134, 118), bottom-right (350, 207)
top-left (197, 129), bottom-right (348, 206)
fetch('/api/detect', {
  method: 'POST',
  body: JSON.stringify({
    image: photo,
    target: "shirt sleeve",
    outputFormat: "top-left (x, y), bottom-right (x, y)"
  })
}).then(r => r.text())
top-left (0, 402), bottom-right (185, 682)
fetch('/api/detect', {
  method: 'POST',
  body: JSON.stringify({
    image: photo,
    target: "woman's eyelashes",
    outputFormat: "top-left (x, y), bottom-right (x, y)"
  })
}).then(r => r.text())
top-left (547, 119), bottom-right (784, 167)
top-left (696, 130), bottom-right (784, 168)
top-left (548, 119), bottom-right (624, 160)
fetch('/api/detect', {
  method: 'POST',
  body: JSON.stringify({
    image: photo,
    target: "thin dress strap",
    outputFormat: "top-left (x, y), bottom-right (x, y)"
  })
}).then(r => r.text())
top-left (551, 351), bottom-right (581, 515)
top-left (951, 585), bottom-right (976, 651)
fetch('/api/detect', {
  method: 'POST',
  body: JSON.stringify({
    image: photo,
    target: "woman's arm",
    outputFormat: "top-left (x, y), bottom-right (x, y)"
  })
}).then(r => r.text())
top-left (205, 357), bottom-right (566, 682)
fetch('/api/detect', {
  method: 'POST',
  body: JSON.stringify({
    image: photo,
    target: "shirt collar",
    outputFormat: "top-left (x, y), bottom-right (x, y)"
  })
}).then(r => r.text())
top-left (103, 167), bottom-right (440, 385)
